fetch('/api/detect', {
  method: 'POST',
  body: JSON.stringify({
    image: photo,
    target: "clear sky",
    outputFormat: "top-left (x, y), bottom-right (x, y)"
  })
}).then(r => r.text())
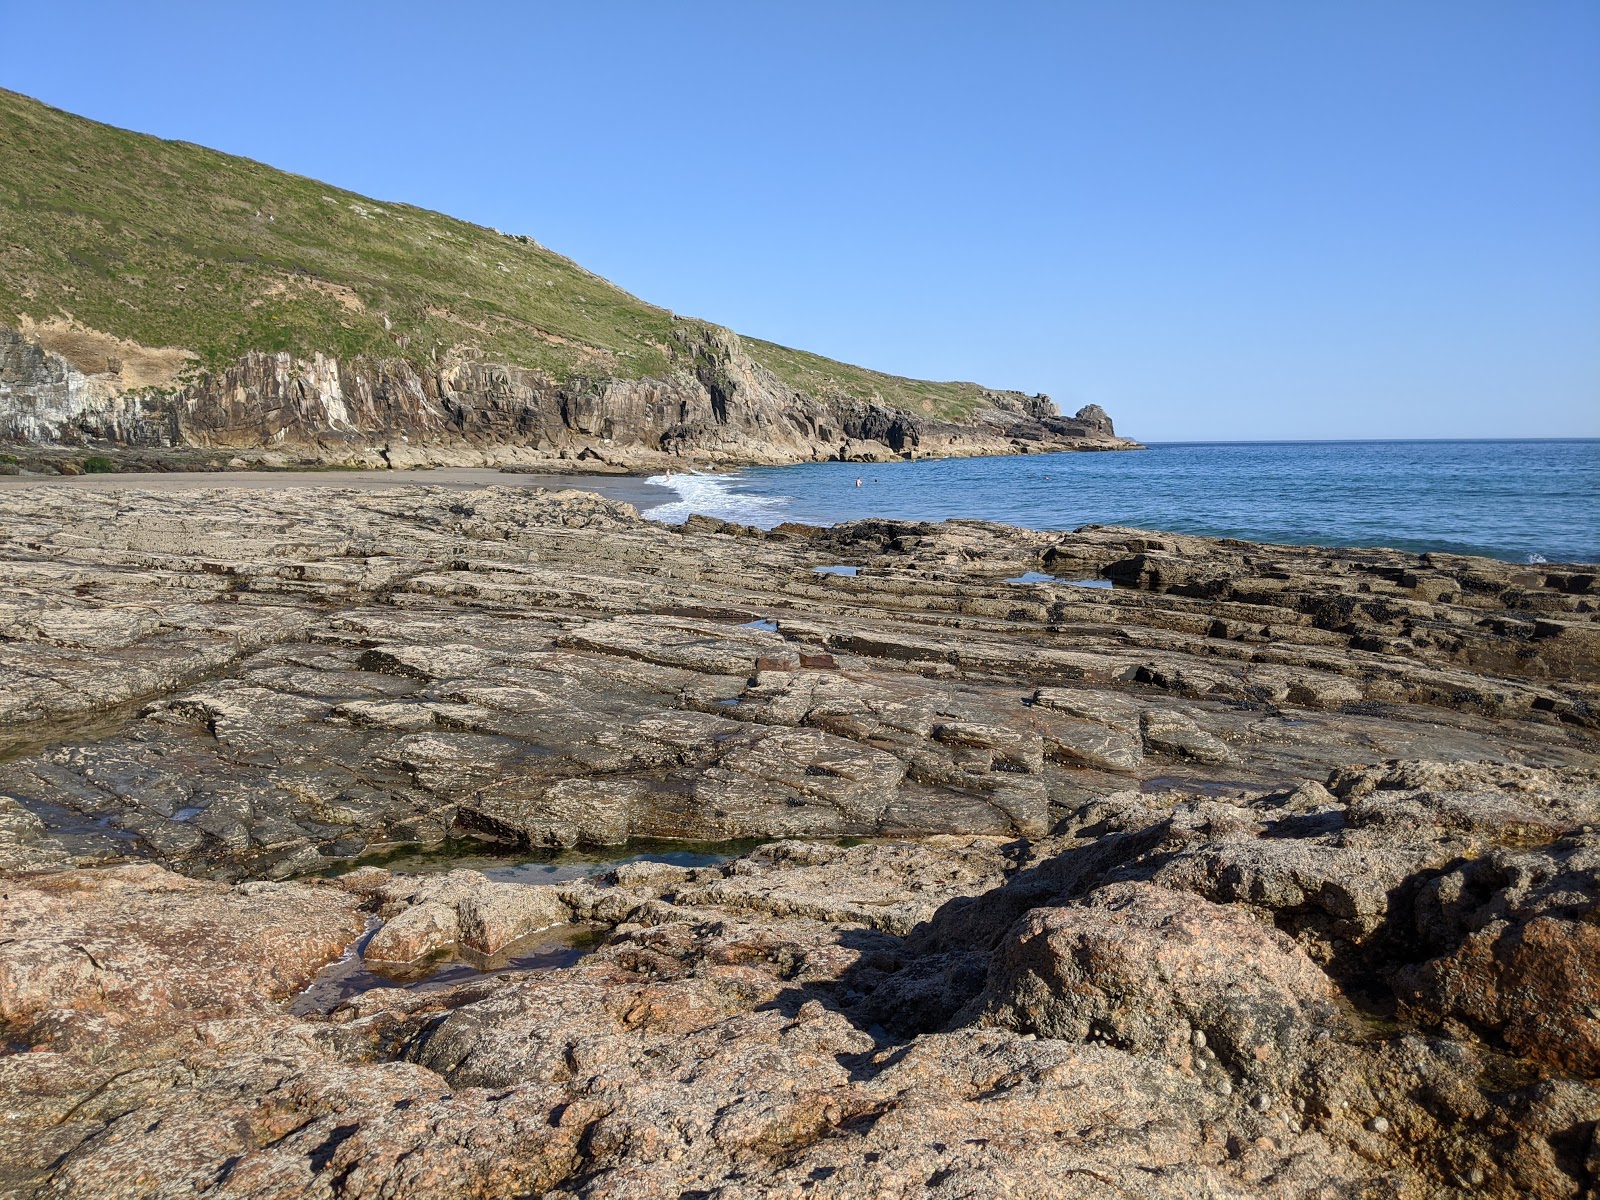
top-left (4, 1), bottom-right (1597, 440)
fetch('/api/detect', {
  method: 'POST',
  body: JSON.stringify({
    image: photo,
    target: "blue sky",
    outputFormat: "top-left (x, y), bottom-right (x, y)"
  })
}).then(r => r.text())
top-left (4, 1), bottom-right (1597, 440)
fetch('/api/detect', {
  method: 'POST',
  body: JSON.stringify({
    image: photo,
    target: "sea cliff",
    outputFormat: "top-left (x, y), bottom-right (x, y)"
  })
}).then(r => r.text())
top-left (0, 321), bottom-right (1135, 472)
top-left (0, 88), bottom-right (1137, 473)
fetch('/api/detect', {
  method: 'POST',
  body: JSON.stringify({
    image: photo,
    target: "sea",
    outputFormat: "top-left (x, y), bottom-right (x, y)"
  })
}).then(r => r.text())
top-left (640, 440), bottom-right (1600, 565)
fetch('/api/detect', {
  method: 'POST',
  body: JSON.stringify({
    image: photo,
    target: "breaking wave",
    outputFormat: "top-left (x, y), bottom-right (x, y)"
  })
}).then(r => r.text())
top-left (641, 472), bottom-right (793, 529)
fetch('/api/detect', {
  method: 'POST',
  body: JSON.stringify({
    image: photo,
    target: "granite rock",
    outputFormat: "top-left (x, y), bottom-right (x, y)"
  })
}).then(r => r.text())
top-left (0, 482), bottom-right (1596, 1197)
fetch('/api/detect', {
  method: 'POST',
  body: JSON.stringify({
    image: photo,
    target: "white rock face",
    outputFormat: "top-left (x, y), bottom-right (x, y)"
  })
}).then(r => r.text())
top-left (0, 329), bottom-right (172, 445)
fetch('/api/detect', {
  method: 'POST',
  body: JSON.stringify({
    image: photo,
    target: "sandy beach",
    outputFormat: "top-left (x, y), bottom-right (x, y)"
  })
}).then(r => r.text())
top-left (0, 466), bottom-right (676, 512)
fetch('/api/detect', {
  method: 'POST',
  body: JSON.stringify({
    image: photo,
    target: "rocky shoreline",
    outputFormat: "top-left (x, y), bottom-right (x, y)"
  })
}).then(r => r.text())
top-left (1, 322), bottom-right (1141, 477)
top-left (1, 483), bottom-right (1596, 1198)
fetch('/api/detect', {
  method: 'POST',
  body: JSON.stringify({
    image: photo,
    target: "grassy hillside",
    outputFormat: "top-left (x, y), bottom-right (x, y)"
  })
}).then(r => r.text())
top-left (0, 89), bottom-right (997, 419)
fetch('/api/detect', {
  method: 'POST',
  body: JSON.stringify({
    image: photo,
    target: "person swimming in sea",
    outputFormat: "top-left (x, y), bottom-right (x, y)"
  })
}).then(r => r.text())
top-left (855, 477), bottom-right (862, 488)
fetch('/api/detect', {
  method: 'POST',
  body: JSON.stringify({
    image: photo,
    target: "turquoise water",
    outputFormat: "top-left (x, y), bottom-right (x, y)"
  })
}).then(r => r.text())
top-left (644, 440), bottom-right (1600, 564)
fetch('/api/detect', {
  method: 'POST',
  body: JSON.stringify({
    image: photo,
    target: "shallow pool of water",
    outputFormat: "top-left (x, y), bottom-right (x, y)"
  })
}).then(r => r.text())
top-left (1004, 571), bottom-right (1114, 588)
top-left (336, 836), bottom-right (771, 886)
top-left (291, 838), bottom-right (775, 1014)
top-left (288, 920), bottom-right (603, 1016)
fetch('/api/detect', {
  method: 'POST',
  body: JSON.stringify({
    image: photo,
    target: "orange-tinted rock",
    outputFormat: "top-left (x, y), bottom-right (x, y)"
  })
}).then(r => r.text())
top-left (1402, 914), bottom-right (1600, 1075)
top-left (974, 881), bottom-right (1339, 1091)
top-left (0, 864), bottom-right (363, 1052)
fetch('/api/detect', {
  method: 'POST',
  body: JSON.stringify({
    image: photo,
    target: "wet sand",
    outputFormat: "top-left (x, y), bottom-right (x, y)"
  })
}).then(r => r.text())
top-left (0, 466), bottom-right (675, 513)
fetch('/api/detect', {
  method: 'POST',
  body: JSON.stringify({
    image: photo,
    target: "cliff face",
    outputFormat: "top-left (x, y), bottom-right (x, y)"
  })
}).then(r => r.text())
top-left (0, 321), bottom-right (1135, 469)
top-left (0, 328), bottom-right (179, 448)
top-left (0, 89), bottom-right (1138, 471)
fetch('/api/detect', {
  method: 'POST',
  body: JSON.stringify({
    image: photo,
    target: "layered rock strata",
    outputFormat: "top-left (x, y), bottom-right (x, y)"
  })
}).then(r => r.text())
top-left (0, 484), bottom-right (1597, 1198)
top-left (0, 323), bottom-right (1137, 471)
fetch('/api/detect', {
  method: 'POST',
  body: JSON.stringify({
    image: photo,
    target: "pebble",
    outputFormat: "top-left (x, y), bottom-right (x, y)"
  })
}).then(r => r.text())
top-left (1368, 1116), bottom-right (1390, 1134)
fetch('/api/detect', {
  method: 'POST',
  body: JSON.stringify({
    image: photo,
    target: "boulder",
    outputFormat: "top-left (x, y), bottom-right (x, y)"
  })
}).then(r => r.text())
top-left (363, 900), bottom-right (458, 965)
top-left (457, 883), bottom-right (571, 956)
top-left (972, 881), bottom-right (1340, 1093)
top-left (1395, 835), bottom-right (1600, 1075)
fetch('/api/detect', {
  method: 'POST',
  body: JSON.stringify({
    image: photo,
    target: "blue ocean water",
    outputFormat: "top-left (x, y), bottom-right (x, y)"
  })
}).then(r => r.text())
top-left (642, 440), bottom-right (1600, 564)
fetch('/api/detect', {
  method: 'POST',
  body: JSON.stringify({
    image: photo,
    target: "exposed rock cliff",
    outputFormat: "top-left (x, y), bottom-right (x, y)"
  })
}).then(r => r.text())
top-left (0, 322), bottom-right (1135, 469)
top-left (0, 89), bottom-right (1138, 471)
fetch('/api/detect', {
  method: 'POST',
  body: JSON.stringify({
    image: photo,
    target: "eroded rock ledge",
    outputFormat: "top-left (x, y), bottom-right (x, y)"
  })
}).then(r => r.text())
top-left (0, 484), bottom-right (1596, 1198)
top-left (0, 322), bottom-right (1139, 473)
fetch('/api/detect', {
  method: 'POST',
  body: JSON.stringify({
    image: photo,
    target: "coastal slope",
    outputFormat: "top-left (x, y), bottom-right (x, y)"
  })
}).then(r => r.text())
top-left (0, 89), bottom-right (1136, 471)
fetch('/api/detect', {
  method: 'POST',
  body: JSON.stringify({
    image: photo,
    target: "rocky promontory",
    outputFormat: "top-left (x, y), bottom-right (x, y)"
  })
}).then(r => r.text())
top-left (0, 88), bottom-right (1137, 475)
top-left (0, 483), bottom-right (1596, 1198)
top-left (0, 321), bottom-right (1136, 475)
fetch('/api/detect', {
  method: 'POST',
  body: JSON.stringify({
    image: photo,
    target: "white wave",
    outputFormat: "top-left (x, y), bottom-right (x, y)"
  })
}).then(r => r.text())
top-left (1526, 553), bottom-right (1549, 565)
top-left (641, 471), bottom-right (792, 528)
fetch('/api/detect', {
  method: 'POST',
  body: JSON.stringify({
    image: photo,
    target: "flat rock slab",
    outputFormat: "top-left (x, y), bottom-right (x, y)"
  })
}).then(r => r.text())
top-left (0, 864), bottom-right (364, 1053)
top-left (0, 485), bottom-right (1596, 1197)
top-left (0, 485), bottom-right (1593, 879)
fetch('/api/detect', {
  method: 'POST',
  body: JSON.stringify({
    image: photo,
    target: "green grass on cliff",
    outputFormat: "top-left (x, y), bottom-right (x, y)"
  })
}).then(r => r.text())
top-left (0, 88), bottom-right (998, 419)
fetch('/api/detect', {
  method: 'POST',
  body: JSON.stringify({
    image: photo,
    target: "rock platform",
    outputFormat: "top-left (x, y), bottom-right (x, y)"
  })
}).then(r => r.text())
top-left (0, 483), bottom-right (1596, 1197)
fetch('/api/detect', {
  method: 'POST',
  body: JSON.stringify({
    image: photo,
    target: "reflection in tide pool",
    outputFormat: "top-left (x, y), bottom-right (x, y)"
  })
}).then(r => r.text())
top-left (290, 839), bottom-right (772, 1014)
top-left (1004, 571), bottom-right (1113, 588)
top-left (289, 920), bottom-right (601, 1016)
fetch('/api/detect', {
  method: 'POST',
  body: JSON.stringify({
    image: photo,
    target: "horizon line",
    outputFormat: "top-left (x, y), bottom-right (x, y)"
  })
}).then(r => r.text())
top-left (1129, 436), bottom-right (1599, 445)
